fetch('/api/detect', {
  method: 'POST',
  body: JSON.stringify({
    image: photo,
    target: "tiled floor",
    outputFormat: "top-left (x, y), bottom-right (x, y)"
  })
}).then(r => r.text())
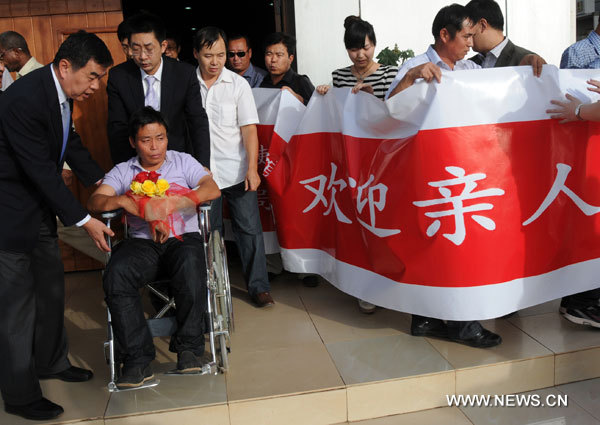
top-left (3, 264), bottom-right (600, 424)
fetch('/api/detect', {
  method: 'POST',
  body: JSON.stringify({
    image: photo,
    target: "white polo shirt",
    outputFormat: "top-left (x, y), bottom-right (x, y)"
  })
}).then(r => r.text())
top-left (196, 67), bottom-right (259, 189)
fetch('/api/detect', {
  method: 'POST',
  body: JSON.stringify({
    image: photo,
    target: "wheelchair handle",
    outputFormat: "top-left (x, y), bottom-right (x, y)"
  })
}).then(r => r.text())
top-left (101, 208), bottom-right (124, 219)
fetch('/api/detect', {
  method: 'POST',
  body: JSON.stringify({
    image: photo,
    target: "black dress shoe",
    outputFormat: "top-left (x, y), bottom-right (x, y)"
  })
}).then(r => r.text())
top-left (410, 316), bottom-right (449, 338)
top-left (449, 329), bottom-right (502, 348)
top-left (39, 366), bottom-right (93, 382)
top-left (4, 397), bottom-right (64, 420)
top-left (302, 275), bottom-right (319, 287)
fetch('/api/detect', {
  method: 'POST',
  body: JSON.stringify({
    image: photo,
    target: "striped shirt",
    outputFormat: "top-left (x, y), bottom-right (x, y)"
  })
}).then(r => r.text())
top-left (332, 64), bottom-right (398, 100)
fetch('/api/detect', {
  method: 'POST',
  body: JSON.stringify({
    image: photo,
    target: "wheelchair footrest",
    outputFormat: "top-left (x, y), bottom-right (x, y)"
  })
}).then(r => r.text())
top-left (147, 317), bottom-right (178, 337)
top-left (108, 378), bottom-right (160, 392)
top-left (164, 362), bottom-right (217, 376)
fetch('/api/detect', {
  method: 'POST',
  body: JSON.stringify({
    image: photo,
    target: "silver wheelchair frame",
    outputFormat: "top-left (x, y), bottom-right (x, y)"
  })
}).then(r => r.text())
top-left (101, 203), bottom-right (233, 392)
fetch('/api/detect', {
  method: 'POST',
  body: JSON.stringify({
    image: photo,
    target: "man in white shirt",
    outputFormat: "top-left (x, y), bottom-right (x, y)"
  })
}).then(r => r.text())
top-left (193, 26), bottom-right (273, 308)
top-left (386, 4), bottom-right (480, 100)
top-left (385, 4), bottom-right (502, 349)
top-left (0, 31), bottom-right (43, 79)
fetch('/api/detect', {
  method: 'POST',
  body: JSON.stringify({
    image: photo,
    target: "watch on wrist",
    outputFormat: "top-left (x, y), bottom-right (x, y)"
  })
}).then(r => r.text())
top-left (575, 103), bottom-right (584, 120)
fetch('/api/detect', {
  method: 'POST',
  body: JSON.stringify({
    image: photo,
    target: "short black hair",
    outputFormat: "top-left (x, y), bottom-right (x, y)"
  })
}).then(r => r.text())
top-left (117, 20), bottom-right (131, 43)
top-left (165, 31), bottom-right (181, 48)
top-left (228, 33), bottom-right (251, 50)
top-left (0, 31), bottom-right (30, 55)
top-left (127, 12), bottom-right (166, 43)
top-left (53, 30), bottom-right (113, 71)
top-left (129, 107), bottom-right (169, 141)
top-left (465, 0), bottom-right (504, 31)
top-left (432, 4), bottom-right (471, 41)
top-left (343, 16), bottom-right (376, 49)
top-left (263, 32), bottom-right (295, 56)
top-left (193, 26), bottom-right (227, 51)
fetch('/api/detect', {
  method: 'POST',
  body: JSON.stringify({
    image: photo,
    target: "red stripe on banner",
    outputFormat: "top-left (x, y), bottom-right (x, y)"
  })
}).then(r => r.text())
top-left (268, 119), bottom-right (600, 288)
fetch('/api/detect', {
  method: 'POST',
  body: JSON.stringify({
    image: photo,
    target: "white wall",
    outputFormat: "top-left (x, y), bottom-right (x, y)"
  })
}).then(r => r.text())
top-left (295, 0), bottom-right (576, 86)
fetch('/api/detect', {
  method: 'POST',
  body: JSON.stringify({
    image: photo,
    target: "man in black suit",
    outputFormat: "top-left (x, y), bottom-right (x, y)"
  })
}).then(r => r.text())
top-left (0, 31), bottom-right (114, 421)
top-left (107, 13), bottom-right (210, 167)
top-left (466, 0), bottom-right (545, 73)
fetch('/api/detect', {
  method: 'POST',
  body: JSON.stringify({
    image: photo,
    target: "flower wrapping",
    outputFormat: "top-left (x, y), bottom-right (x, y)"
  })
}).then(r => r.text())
top-left (126, 171), bottom-right (198, 240)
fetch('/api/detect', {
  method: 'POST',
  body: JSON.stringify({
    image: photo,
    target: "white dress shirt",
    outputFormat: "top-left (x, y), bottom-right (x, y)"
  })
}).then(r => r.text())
top-left (196, 67), bottom-right (259, 189)
top-left (140, 58), bottom-right (163, 110)
top-left (385, 45), bottom-right (480, 99)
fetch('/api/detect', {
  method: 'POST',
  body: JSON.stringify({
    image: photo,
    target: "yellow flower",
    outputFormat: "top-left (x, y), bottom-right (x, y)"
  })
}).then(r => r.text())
top-left (156, 179), bottom-right (170, 196)
top-left (130, 181), bottom-right (143, 194)
top-left (141, 180), bottom-right (157, 197)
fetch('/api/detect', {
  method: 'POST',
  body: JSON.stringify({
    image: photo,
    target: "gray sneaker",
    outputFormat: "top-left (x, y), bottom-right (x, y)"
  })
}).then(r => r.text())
top-left (177, 350), bottom-right (203, 373)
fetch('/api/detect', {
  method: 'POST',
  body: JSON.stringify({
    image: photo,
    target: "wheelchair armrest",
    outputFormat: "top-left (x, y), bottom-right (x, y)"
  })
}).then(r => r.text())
top-left (101, 208), bottom-right (124, 220)
top-left (198, 202), bottom-right (211, 213)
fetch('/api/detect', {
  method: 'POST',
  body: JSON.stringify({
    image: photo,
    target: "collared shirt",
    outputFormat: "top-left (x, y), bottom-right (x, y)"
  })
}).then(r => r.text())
top-left (241, 63), bottom-right (267, 88)
top-left (385, 45), bottom-right (480, 99)
top-left (140, 58), bottom-right (164, 109)
top-left (102, 150), bottom-right (209, 239)
top-left (196, 67), bottom-right (259, 189)
top-left (50, 65), bottom-right (91, 227)
top-left (260, 67), bottom-right (315, 105)
top-left (476, 37), bottom-right (509, 69)
top-left (2, 68), bottom-right (13, 91)
top-left (16, 56), bottom-right (43, 79)
top-left (560, 30), bottom-right (600, 69)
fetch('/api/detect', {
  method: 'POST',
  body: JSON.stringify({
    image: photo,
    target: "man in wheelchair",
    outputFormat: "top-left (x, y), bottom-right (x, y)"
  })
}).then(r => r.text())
top-left (88, 107), bottom-right (220, 389)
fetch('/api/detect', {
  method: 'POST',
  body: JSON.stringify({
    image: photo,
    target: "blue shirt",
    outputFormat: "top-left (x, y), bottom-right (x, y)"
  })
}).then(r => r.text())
top-left (102, 151), bottom-right (209, 239)
top-left (241, 63), bottom-right (267, 88)
top-left (560, 31), bottom-right (600, 69)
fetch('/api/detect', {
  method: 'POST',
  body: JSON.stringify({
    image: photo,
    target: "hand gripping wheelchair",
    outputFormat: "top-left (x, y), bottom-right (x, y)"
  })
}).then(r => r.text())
top-left (101, 203), bottom-right (234, 392)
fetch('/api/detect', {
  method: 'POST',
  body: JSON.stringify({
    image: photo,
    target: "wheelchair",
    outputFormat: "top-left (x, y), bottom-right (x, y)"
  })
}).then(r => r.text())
top-left (101, 203), bottom-right (234, 392)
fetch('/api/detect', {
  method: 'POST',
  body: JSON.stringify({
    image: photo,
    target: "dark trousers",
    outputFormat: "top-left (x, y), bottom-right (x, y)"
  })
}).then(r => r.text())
top-left (103, 233), bottom-right (207, 368)
top-left (210, 182), bottom-right (269, 296)
top-left (413, 315), bottom-right (484, 339)
top-left (0, 214), bottom-right (70, 405)
top-left (561, 289), bottom-right (600, 309)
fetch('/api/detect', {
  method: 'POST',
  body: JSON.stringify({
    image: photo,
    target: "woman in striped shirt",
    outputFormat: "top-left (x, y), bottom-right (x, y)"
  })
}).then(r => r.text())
top-left (316, 16), bottom-right (398, 101)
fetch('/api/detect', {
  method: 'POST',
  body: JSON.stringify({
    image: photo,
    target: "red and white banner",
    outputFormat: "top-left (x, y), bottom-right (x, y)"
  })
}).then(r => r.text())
top-left (254, 67), bottom-right (600, 320)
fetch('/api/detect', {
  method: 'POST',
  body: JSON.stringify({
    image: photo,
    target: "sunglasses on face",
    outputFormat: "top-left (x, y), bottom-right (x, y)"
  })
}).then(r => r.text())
top-left (227, 51), bottom-right (247, 58)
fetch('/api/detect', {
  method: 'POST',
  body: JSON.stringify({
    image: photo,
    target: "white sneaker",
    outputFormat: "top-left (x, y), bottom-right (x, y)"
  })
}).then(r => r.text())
top-left (358, 299), bottom-right (376, 314)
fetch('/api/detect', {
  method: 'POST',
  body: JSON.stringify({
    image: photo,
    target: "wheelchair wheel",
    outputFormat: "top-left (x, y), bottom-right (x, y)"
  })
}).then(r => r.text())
top-left (209, 229), bottom-right (233, 370)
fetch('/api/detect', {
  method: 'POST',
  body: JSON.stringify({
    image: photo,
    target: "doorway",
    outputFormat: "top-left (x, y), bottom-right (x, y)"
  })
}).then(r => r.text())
top-left (121, 0), bottom-right (295, 68)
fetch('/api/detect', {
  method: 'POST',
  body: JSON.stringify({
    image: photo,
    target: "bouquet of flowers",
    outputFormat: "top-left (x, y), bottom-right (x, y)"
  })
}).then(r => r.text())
top-left (127, 171), bottom-right (197, 242)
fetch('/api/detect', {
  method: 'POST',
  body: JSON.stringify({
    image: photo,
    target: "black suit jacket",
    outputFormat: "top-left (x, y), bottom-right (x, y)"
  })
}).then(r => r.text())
top-left (107, 56), bottom-right (210, 167)
top-left (0, 65), bottom-right (104, 252)
top-left (470, 39), bottom-right (535, 68)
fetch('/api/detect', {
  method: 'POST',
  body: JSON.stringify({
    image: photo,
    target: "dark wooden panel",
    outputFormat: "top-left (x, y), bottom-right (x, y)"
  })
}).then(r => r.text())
top-left (29, 0), bottom-right (51, 16)
top-left (9, 0), bottom-right (29, 17)
top-left (0, 0), bottom-right (12, 17)
top-left (0, 17), bottom-right (14, 32)
top-left (102, 0), bottom-right (121, 11)
top-left (66, 0), bottom-right (86, 13)
top-left (85, 0), bottom-right (103, 12)
top-left (87, 11), bottom-right (105, 27)
top-left (104, 10), bottom-right (122, 27)
top-left (49, 0), bottom-right (69, 14)
top-left (12, 17), bottom-right (34, 49)
top-left (67, 12), bottom-right (87, 29)
top-left (32, 15), bottom-right (54, 65)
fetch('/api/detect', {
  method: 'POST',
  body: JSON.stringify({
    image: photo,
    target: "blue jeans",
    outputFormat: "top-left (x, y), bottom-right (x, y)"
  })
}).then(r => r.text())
top-left (103, 233), bottom-right (207, 368)
top-left (210, 182), bottom-right (269, 296)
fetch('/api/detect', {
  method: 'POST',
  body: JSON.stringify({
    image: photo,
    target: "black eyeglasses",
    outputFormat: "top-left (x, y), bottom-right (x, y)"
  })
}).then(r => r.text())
top-left (227, 51), bottom-right (247, 58)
